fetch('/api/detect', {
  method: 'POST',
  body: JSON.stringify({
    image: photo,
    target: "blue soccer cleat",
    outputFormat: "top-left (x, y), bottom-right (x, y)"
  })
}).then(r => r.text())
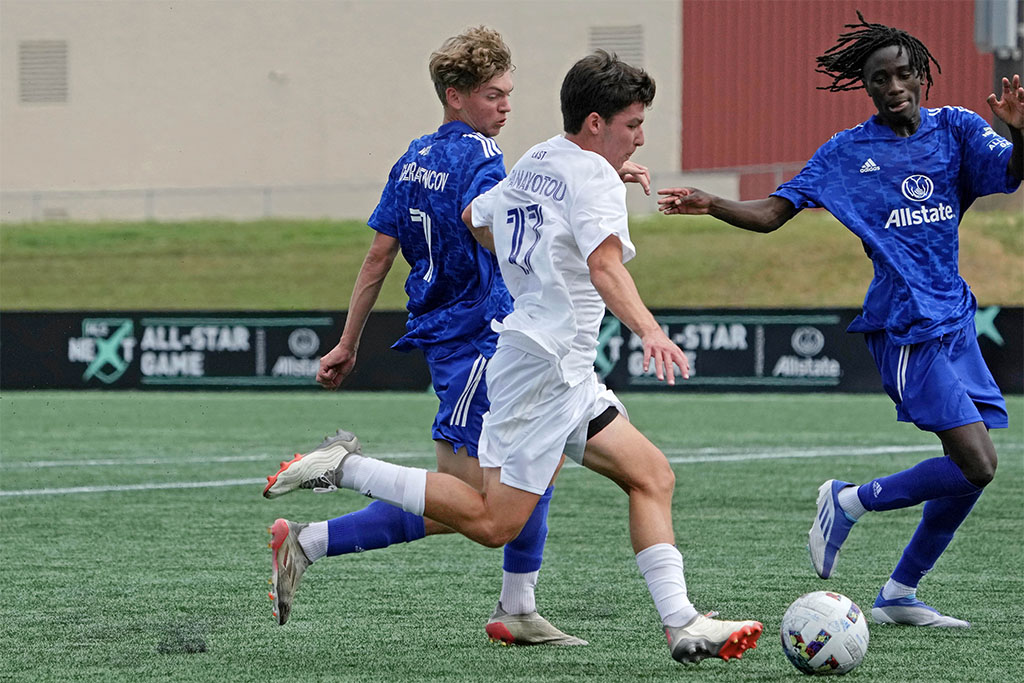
top-left (808, 479), bottom-right (857, 578)
top-left (871, 589), bottom-right (970, 628)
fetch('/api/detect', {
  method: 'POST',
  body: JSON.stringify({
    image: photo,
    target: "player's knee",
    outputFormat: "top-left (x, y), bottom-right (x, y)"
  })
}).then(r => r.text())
top-left (482, 529), bottom-right (518, 548)
top-left (964, 454), bottom-right (997, 488)
top-left (952, 445), bottom-right (997, 488)
top-left (654, 460), bottom-right (676, 499)
top-left (633, 454), bottom-right (675, 500)
top-left (476, 519), bottom-right (524, 548)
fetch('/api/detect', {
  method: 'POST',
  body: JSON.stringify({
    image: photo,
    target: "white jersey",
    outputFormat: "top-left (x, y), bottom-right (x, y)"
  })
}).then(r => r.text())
top-left (471, 134), bottom-right (636, 386)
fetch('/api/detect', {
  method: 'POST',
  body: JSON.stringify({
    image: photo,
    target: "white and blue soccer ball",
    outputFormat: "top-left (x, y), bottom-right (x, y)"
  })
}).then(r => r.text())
top-left (780, 591), bottom-right (869, 675)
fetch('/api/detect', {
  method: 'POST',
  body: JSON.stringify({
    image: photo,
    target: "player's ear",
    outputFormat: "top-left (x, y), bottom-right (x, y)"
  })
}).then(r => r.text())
top-left (446, 86), bottom-right (463, 111)
top-left (584, 112), bottom-right (603, 135)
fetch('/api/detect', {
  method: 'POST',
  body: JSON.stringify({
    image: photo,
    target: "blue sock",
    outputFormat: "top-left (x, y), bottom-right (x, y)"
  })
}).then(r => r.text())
top-left (890, 489), bottom-right (983, 588)
top-left (326, 500), bottom-right (426, 556)
top-left (857, 456), bottom-right (980, 512)
top-left (503, 486), bottom-right (553, 573)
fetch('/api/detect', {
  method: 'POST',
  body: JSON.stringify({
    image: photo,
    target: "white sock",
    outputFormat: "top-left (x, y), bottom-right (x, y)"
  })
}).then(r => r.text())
top-left (636, 543), bottom-right (698, 628)
top-left (339, 454), bottom-right (427, 516)
top-left (881, 578), bottom-right (916, 600)
top-left (499, 570), bottom-right (538, 615)
top-left (297, 521), bottom-right (328, 562)
top-left (838, 485), bottom-right (867, 520)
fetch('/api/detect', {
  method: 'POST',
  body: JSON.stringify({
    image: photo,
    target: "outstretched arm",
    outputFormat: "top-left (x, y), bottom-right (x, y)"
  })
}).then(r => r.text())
top-left (587, 235), bottom-right (689, 385)
top-left (656, 188), bottom-right (797, 233)
top-left (316, 232), bottom-right (400, 389)
top-left (987, 73), bottom-right (1024, 182)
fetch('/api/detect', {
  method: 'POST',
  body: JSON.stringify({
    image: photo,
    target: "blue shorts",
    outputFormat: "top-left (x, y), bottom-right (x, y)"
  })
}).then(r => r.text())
top-left (426, 341), bottom-right (490, 459)
top-left (864, 321), bottom-right (1008, 433)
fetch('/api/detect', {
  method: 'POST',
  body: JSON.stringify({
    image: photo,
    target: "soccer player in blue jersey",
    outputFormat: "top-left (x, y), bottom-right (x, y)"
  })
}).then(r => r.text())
top-left (657, 12), bottom-right (1022, 628)
top-left (263, 26), bottom-right (585, 645)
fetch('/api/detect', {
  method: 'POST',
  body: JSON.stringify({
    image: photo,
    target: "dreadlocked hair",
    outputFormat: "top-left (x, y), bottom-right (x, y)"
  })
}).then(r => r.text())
top-left (815, 10), bottom-right (940, 98)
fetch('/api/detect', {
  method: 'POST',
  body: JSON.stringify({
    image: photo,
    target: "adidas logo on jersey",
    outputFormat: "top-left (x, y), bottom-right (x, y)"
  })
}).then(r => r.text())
top-left (859, 158), bottom-right (880, 173)
top-left (418, 145), bottom-right (432, 156)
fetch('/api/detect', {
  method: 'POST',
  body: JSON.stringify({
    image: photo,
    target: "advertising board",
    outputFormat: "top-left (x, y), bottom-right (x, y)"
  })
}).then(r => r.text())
top-left (2, 307), bottom-right (1019, 394)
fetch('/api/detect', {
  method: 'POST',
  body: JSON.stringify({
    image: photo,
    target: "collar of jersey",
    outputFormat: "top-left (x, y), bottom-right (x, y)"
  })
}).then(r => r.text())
top-left (548, 134), bottom-right (578, 150)
top-left (865, 107), bottom-right (935, 140)
top-left (438, 120), bottom-right (476, 137)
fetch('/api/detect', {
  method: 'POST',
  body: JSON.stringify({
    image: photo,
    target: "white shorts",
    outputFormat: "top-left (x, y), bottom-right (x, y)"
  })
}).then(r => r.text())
top-left (477, 344), bottom-right (626, 495)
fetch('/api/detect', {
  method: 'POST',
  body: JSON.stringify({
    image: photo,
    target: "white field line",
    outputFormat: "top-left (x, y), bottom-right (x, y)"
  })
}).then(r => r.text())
top-left (662, 444), bottom-right (941, 463)
top-left (1, 452), bottom-right (428, 469)
top-left (6, 442), bottom-right (1020, 498)
top-left (0, 478), bottom-right (267, 497)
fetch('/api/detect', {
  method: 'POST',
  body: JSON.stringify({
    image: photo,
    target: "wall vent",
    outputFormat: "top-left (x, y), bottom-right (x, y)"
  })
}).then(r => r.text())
top-left (588, 25), bottom-right (644, 66)
top-left (19, 40), bottom-right (68, 103)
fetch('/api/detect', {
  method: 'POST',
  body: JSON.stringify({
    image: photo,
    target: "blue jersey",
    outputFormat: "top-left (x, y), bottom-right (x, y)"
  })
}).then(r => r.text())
top-left (773, 106), bottom-right (1019, 344)
top-left (368, 120), bottom-right (513, 358)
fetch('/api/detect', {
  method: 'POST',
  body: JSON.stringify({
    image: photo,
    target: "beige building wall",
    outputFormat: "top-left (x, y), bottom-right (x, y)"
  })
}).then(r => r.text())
top-left (1, 0), bottom-right (733, 220)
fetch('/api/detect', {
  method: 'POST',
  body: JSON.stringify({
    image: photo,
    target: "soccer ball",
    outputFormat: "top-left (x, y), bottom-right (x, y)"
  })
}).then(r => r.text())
top-left (780, 591), bottom-right (869, 675)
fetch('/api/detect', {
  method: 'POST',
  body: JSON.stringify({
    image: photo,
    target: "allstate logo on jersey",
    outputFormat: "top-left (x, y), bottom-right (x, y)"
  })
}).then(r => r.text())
top-left (900, 175), bottom-right (934, 202)
top-left (885, 174), bottom-right (953, 229)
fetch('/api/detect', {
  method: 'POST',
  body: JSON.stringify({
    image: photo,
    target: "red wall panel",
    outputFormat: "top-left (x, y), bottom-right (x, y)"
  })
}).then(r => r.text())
top-left (681, 0), bottom-right (995, 171)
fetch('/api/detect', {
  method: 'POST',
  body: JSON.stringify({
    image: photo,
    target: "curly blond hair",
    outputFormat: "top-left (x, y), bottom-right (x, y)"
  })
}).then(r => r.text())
top-left (429, 26), bottom-right (512, 106)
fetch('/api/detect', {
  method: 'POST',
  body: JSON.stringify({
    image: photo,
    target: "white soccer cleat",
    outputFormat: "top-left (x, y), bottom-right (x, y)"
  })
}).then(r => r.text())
top-left (268, 518), bottom-right (311, 626)
top-left (871, 590), bottom-right (970, 628)
top-left (263, 429), bottom-right (361, 499)
top-left (485, 603), bottom-right (588, 646)
top-left (665, 613), bottom-right (763, 664)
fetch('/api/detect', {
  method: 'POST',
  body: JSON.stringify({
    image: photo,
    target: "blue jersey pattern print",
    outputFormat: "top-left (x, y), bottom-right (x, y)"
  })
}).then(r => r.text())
top-left (773, 106), bottom-right (1019, 345)
top-left (368, 120), bottom-right (513, 359)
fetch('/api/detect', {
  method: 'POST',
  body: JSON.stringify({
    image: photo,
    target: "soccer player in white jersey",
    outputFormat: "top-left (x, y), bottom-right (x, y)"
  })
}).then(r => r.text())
top-left (262, 50), bottom-right (764, 664)
top-left (262, 26), bottom-right (584, 645)
top-left (658, 12), bottom-right (1023, 628)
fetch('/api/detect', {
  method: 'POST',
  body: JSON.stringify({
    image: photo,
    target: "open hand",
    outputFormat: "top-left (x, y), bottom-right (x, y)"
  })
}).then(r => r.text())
top-left (641, 328), bottom-right (690, 386)
top-left (656, 187), bottom-right (713, 215)
top-left (987, 74), bottom-right (1024, 130)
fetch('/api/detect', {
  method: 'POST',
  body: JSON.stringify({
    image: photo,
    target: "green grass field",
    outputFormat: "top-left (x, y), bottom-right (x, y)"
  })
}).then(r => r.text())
top-left (1, 209), bottom-right (1021, 310)
top-left (2, 391), bottom-right (1021, 682)
top-left (2, 213), bottom-right (1022, 680)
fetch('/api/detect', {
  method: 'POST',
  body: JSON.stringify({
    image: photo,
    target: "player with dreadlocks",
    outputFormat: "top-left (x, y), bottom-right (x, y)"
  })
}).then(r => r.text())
top-left (815, 10), bottom-right (940, 97)
top-left (658, 13), bottom-right (1022, 628)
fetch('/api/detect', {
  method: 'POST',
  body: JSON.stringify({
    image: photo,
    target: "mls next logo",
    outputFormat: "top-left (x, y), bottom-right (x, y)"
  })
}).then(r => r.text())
top-left (594, 316), bottom-right (624, 380)
top-left (67, 318), bottom-right (137, 384)
top-left (975, 306), bottom-right (1004, 346)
